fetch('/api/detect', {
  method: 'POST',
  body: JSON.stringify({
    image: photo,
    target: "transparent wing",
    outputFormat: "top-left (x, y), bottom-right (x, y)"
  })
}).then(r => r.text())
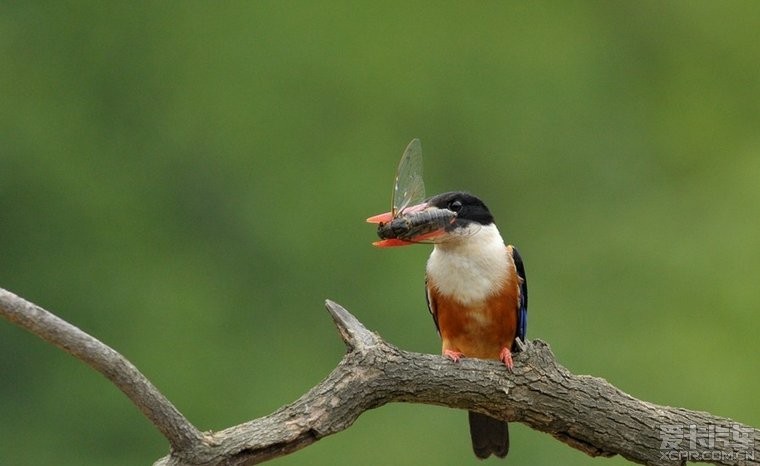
top-left (392, 138), bottom-right (425, 216)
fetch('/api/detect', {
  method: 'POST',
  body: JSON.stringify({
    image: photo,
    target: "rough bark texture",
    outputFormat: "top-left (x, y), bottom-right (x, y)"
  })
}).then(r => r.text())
top-left (1, 288), bottom-right (758, 465)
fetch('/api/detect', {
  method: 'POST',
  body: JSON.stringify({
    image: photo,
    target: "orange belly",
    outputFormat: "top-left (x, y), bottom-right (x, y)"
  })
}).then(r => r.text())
top-left (431, 274), bottom-right (519, 360)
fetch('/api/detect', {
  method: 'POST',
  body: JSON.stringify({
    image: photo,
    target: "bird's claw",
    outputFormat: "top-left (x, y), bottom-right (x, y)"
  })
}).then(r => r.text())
top-left (444, 349), bottom-right (464, 363)
top-left (499, 347), bottom-right (514, 371)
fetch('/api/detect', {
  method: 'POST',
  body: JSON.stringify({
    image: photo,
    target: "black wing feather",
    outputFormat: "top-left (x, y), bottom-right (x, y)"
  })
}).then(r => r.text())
top-left (425, 276), bottom-right (440, 335)
top-left (510, 246), bottom-right (528, 349)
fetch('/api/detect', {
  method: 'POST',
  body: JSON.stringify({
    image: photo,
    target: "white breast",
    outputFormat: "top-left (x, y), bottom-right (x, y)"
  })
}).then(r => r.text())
top-left (426, 224), bottom-right (510, 306)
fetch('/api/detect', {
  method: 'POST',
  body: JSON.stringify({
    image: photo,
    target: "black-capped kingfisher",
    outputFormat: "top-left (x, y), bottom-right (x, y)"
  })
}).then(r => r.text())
top-left (367, 191), bottom-right (528, 459)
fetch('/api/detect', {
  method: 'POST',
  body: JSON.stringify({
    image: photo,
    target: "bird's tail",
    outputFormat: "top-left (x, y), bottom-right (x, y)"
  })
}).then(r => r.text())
top-left (468, 411), bottom-right (509, 459)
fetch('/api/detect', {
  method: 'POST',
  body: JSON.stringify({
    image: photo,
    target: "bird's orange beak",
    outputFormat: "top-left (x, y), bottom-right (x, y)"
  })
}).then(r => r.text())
top-left (366, 211), bottom-right (394, 225)
top-left (370, 238), bottom-right (415, 248)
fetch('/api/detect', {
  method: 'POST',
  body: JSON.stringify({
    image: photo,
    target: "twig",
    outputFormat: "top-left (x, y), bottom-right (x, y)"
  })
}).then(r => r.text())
top-left (0, 288), bottom-right (203, 453)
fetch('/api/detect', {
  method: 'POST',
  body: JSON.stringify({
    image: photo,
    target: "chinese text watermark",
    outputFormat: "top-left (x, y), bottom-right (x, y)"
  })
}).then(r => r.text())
top-left (659, 423), bottom-right (754, 461)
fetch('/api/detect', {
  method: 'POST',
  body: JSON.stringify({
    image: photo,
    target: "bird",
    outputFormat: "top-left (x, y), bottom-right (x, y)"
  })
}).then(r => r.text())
top-left (367, 191), bottom-right (528, 459)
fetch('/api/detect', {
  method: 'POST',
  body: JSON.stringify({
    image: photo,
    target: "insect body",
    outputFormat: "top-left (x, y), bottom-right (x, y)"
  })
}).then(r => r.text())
top-left (377, 208), bottom-right (456, 241)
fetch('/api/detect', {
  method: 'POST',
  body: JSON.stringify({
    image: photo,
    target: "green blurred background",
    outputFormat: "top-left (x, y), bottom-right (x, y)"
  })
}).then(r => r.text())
top-left (2, 2), bottom-right (759, 465)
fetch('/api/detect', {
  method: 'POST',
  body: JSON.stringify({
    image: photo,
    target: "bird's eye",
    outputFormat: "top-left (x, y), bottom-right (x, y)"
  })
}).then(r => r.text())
top-left (449, 200), bottom-right (463, 212)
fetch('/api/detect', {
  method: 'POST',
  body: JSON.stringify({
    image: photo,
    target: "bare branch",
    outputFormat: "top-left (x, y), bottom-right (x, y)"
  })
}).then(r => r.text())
top-left (2, 288), bottom-right (758, 465)
top-left (153, 300), bottom-right (760, 466)
top-left (0, 287), bottom-right (203, 452)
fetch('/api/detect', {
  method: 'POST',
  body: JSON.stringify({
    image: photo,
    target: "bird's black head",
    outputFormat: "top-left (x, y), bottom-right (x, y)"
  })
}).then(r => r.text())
top-left (426, 191), bottom-right (494, 227)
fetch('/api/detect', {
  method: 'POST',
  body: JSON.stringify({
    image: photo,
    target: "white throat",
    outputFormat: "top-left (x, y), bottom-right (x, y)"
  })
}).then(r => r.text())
top-left (426, 223), bottom-right (508, 306)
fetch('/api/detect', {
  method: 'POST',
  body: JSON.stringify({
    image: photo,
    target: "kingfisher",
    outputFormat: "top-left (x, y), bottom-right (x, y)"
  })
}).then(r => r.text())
top-left (367, 191), bottom-right (528, 459)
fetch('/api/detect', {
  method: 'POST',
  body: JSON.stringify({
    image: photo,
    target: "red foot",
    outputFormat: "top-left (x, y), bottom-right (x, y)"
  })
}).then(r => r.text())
top-left (444, 349), bottom-right (464, 363)
top-left (499, 347), bottom-right (514, 371)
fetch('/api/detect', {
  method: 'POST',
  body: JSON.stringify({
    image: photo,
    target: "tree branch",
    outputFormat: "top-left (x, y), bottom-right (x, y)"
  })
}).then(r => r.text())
top-left (2, 288), bottom-right (758, 465)
top-left (0, 288), bottom-right (203, 452)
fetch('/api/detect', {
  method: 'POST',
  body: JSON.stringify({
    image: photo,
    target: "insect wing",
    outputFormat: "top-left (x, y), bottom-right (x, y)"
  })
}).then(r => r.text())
top-left (392, 138), bottom-right (425, 216)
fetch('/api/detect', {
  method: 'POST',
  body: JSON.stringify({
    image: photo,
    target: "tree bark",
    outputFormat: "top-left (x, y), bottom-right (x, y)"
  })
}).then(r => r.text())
top-left (1, 288), bottom-right (757, 465)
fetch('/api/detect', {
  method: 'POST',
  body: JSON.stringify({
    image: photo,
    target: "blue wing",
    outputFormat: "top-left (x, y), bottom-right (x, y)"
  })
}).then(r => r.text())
top-left (509, 246), bottom-right (528, 348)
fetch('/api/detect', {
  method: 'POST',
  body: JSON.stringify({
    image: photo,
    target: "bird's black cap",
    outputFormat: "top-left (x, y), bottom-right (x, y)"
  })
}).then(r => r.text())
top-left (426, 191), bottom-right (494, 226)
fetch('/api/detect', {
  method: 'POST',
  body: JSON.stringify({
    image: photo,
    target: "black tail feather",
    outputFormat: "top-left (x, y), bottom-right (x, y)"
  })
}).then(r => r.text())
top-left (468, 411), bottom-right (509, 459)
